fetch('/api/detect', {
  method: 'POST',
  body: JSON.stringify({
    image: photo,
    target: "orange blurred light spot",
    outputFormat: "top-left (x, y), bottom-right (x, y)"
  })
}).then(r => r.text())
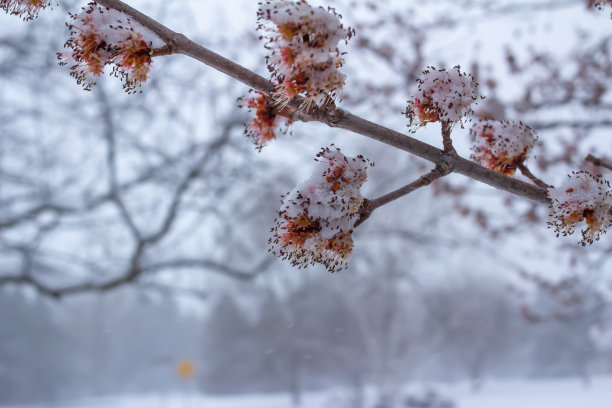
top-left (175, 359), bottom-right (195, 379)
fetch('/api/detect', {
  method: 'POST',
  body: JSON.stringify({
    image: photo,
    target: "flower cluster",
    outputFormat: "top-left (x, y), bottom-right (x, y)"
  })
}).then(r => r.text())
top-left (548, 171), bottom-right (612, 245)
top-left (238, 90), bottom-right (292, 150)
top-left (58, 2), bottom-right (164, 93)
top-left (470, 120), bottom-right (536, 176)
top-left (405, 65), bottom-right (478, 129)
top-left (1, 0), bottom-right (50, 20)
top-left (257, 0), bottom-right (354, 111)
top-left (269, 146), bottom-right (371, 272)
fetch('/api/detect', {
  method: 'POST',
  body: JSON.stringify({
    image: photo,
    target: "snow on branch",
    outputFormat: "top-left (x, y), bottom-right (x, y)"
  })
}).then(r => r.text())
top-left (58, 2), bottom-right (165, 93)
top-left (270, 146), bottom-right (371, 272)
top-left (257, 0), bottom-right (354, 111)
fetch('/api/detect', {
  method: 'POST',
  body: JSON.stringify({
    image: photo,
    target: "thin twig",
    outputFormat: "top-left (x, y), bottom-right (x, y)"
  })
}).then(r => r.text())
top-left (0, 203), bottom-right (72, 229)
top-left (586, 154), bottom-right (612, 171)
top-left (0, 255), bottom-right (268, 299)
top-left (150, 45), bottom-right (175, 57)
top-left (0, 143), bottom-right (209, 231)
top-left (355, 162), bottom-right (453, 228)
top-left (94, 0), bottom-right (549, 205)
top-left (142, 130), bottom-right (232, 245)
top-left (517, 163), bottom-right (550, 189)
top-left (531, 119), bottom-right (612, 130)
top-left (97, 87), bottom-right (142, 241)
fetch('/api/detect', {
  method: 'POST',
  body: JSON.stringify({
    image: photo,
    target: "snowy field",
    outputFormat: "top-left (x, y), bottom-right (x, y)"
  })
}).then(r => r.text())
top-left (3, 377), bottom-right (611, 408)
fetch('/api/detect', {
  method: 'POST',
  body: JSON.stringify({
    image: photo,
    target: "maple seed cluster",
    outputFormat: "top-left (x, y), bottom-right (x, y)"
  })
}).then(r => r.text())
top-left (405, 65), bottom-right (479, 129)
top-left (239, 90), bottom-right (292, 150)
top-left (58, 2), bottom-right (164, 93)
top-left (547, 171), bottom-right (612, 246)
top-left (269, 147), bottom-right (371, 272)
top-left (257, 0), bottom-right (355, 111)
top-left (1, 0), bottom-right (50, 20)
top-left (470, 120), bottom-right (536, 176)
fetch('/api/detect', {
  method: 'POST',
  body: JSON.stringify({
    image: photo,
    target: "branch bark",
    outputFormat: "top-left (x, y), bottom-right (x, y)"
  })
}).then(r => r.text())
top-left (441, 122), bottom-right (456, 155)
top-left (586, 154), bottom-right (612, 171)
top-left (517, 163), bottom-right (550, 189)
top-left (355, 162), bottom-right (453, 228)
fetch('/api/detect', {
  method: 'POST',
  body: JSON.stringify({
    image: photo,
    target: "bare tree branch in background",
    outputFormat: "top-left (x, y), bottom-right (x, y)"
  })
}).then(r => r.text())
top-left (1, 0), bottom-right (611, 299)
top-left (586, 154), bottom-right (612, 171)
top-left (0, 11), bottom-right (278, 297)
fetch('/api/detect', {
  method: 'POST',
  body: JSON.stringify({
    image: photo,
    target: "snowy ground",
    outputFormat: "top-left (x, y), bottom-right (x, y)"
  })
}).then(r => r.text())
top-left (3, 377), bottom-right (611, 408)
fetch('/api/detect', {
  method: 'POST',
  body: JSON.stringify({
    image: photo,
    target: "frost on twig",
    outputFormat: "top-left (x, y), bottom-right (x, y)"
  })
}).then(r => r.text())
top-left (257, 0), bottom-right (354, 111)
top-left (58, 2), bottom-right (165, 93)
top-left (238, 90), bottom-right (292, 151)
top-left (548, 171), bottom-right (612, 246)
top-left (405, 65), bottom-right (479, 131)
top-left (470, 120), bottom-right (536, 176)
top-left (269, 146), bottom-right (371, 272)
top-left (1, 0), bottom-right (50, 20)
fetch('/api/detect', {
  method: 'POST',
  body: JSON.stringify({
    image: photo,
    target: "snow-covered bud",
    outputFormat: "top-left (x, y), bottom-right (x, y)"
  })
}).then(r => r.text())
top-left (58, 2), bottom-right (164, 93)
top-left (470, 120), bottom-right (536, 176)
top-left (1, 0), bottom-right (50, 20)
top-left (269, 146), bottom-right (371, 272)
top-left (548, 171), bottom-right (612, 246)
top-left (257, 0), bottom-right (354, 111)
top-left (238, 90), bottom-right (292, 151)
top-left (405, 66), bottom-right (478, 129)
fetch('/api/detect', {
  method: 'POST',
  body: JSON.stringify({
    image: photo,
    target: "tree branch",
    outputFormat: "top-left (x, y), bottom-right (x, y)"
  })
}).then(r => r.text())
top-left (0, 203), bottom-right (72, 229)
top-left (531, 119), bottom-right (612, 130)
top-left (517, 163), bottom-right (550, 189)
top-left (94, 0), bottom-right (181, 45)
top-left (139, 256), bottom-right (273, 281)
top-left (97, 87), bottom-right (143, 241)
top-left (0, 253), bottom-right (271, 299)
top-left (355, 162), bottom-right (453, 228)
top-left (0, 140), bottom-right (216, 232)
top-left (335, 112), bottom-right (548, 203)
top-left (94, 0), bottom-right (549, 205)
top-left (441, 122), bottom-right (457, 155)
top-left (0, 113), bottom-right (262, 298)
top-left (586, 154), bottom-right (612, 171)
top-left (142, 120), bottom-right (240, 245)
